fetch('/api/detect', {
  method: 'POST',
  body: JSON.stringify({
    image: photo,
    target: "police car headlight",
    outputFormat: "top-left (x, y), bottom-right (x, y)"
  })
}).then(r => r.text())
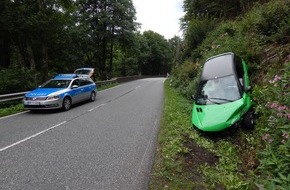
top-left (46, 95), bottom-right (60, 100)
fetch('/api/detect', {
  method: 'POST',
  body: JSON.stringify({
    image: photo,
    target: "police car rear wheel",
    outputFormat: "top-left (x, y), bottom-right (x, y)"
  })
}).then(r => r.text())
top-left (90, 92), bottom-right (96, 102)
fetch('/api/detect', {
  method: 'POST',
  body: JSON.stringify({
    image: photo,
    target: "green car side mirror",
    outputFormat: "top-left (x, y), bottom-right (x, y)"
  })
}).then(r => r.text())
top-left (245, 86), bottom-right (252, 93)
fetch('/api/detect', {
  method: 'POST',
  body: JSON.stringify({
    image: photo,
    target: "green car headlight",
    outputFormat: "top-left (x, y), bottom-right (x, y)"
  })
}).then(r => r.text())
top-left (47, 95), bottom-right (60, 100)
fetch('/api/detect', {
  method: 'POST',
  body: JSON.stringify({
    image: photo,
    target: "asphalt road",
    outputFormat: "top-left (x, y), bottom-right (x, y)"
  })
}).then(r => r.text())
top-left (0, 78), bottom-right (166, 190)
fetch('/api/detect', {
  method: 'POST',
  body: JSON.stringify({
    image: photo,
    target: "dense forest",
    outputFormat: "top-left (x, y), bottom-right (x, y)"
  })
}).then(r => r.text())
top-left (0, 0), bottom-right (178, 94)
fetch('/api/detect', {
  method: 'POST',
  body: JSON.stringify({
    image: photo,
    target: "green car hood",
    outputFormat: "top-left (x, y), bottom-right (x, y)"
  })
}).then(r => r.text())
top-left (192, 99), bottom-right (245, 132)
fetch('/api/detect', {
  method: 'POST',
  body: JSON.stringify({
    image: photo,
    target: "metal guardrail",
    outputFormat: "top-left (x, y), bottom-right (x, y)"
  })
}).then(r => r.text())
top-left (0, 92), bottom-right (30, 103)
top-left (0, 79), bottom-right (117, 103)
top-left (95, 79), bottom-right (117, 86)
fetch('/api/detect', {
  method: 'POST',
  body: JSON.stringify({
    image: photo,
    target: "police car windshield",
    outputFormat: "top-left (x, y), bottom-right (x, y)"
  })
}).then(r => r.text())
top-left (41, 79), bottom-right (71, 88)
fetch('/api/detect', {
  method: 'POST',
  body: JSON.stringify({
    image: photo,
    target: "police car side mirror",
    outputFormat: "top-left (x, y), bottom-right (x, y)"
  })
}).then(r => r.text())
top-left (71, 85), bottom-right (79, 89)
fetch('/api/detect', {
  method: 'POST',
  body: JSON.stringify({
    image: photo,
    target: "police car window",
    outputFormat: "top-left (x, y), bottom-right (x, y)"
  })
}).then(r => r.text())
top-left (72, 79), bottom-right (80, 86)
top-left (80, 79), bottom-right (92, 86)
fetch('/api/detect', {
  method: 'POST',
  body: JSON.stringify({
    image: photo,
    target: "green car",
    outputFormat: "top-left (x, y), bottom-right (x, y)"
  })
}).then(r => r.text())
top-left (192, 52), bottom-right (254, 132)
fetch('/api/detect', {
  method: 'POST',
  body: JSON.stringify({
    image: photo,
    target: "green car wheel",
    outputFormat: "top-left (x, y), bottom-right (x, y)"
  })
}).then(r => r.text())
top-left (242, 109), bottom-right (255, 130)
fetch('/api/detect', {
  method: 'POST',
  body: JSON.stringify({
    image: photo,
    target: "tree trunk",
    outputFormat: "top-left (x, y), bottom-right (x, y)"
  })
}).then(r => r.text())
top-left (41, 44), bottom-right (48, 81)
top-left (0, 38), bottom-right (10, 68)
top-left (101, 36), bottom-right (107, 79)
top-left (27, 43), bottom-right (35, 71)
top-left (15, 44), bottom-right (25, 71)
top-left (109, 26), bottom-right (114, 79)
top-left (0, 0), bottom-right (10, 68)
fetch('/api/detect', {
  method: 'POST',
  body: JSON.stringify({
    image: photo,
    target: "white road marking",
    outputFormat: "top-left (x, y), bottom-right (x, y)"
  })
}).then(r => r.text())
top-left (88, 104), bottom-right (105, 112)
top-left (0, 121), bottom-right (67, 152)
top-left (0, 111), bottom-right (29, 120)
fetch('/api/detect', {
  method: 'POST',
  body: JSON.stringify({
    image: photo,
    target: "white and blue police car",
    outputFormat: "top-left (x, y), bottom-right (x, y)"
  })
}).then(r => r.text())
top-left (23, 74), bottom-right (97, 111)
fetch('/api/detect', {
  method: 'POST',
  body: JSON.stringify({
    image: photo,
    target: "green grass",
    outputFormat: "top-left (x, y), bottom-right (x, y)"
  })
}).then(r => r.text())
top-left (150, 79), bottom-right (196, 189)
top-left (0, 101), bottom-right (25, 118)
top-left (97, 82), bottom-right (119, 91)
top-left (250, 63), bottom-right (290, 189)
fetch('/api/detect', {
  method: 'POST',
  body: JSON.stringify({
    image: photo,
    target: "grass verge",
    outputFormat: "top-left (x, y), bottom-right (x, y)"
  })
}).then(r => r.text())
top-left (0, 101), bottom-right (24, 118)
top-left (97, 82), bottom-right (119, 91)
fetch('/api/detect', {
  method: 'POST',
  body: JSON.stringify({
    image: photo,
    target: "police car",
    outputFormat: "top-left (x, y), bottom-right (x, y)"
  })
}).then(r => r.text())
top-left (23, 74), bottom-right (97, 111)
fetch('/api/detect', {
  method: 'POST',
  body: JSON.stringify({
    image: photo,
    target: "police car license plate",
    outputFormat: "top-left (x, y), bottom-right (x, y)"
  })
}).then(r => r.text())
top-left (26, 101), bottom-right (40, 105)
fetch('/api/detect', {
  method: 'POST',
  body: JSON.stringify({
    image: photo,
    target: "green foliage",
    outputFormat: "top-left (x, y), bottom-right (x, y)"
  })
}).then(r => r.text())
top-left (199, 140), bottom-right (250, 190)
top-left (196, 20), bottom-right (259, 62)
top-left (182, 0), bottom-right (262, 21)
top-left (0, 67), bottom-right (39, 94)
top-left (97, 82), bottom-right (118, 91)
top-left (170, 60), bottom-right (201, 97)
top-left (0, 0), bottom-right (139, 82)
top-left (252, 63), bottom-right (290, 189)
top-left (139, 31), bottom-right (172, 75)
top-left (0, 0), bottom-right (174, 93)
top-left (78, 0), bottom-right (138, 79)
top-left (0, 102), bottom-right (24, 118)
top-left (241, 0), bottom-right (290, 44)
top-left (183, 17), bottom-right (217, 55)
top-left (150, 80), bottom-right (198, 189)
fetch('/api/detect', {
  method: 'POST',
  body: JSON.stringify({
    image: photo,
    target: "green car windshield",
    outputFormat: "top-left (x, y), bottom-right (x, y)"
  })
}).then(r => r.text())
top-left (196, 75), bottom-right (241, 105)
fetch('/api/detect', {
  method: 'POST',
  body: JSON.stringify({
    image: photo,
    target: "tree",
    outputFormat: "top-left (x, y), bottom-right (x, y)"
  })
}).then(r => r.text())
top-left (139, 31), bottom-right (172, 75)
top-left (179, 0), bottom-right (264, 61)
top-left (0, 0), bottom-right (11, 68)
top-left (78, 0), bottom-right (138, 79)
top-left (182, 0), bottom-right (262, 23)
top-left (168, 35), bottom-right (183, 67)
top-left (0, 0), bottom-right (75, 81)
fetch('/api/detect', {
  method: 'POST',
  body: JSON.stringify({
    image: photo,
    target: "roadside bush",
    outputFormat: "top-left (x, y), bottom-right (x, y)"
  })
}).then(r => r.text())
top-left (197, 20), bottom-right (259, 63)
top-left (184, 17), bottom-right (217, 53)
top-left (0, 67), bottom-right (39, 94)
top-left (240, 0), bottom-right (289, 45)
top-left (170, 61), bottom-right (201, 97)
